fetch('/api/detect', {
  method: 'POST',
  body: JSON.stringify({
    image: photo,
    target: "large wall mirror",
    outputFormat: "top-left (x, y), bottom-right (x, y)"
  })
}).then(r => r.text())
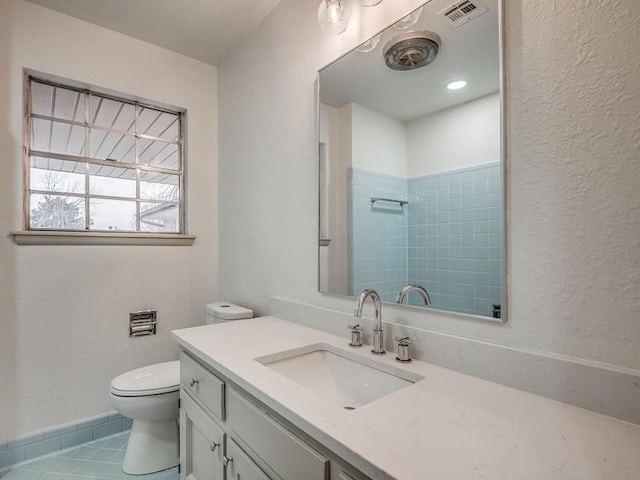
top-left (318, 0), bottom-right (505, 321)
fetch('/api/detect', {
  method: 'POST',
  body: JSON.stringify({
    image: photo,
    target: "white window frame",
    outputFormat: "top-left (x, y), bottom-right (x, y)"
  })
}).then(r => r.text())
top-left (13, 72), bottom-right (194, 246)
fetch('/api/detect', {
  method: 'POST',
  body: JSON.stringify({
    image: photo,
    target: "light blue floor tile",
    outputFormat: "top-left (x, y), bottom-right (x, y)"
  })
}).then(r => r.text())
top-left (106, 450), bottom-right (125, 464)
top-left (15, 471), bottom-right (46, 480)
top-left (18, 456), bottom-right (63, 472)
top-left (0, 469), bottom-right (26, 479)
top-left (27, 472), bottom-right (47, 480)
top-left (88, 449), bottom-right (118, 463)
top-left (158, 471), bottom-right (179, 479)
top-left (64, 446), bottom-right (99, 460)
top-left (73, 461), bottom-right (120, 477)
top-left (48, 458), bottom-right (84, 474)
top-left (8, 433), bottom-right (178, 480)
top-left (101, 437), bottom-right (127, 450)
top-left (87, 439), bottom-right (109, 449)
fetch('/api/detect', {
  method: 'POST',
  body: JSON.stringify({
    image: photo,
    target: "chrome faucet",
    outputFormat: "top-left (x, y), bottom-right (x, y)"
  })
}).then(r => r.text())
top-left (395, 284), bottom-right (431, 306)
top-left (354, 289), bottom-right (385, 355)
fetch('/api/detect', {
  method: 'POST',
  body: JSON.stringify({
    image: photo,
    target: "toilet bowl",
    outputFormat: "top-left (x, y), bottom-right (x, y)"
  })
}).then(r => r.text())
top-left (110, 302), bottom-right (253, 474)
top-left (110, 361), bottom-right (180, 475)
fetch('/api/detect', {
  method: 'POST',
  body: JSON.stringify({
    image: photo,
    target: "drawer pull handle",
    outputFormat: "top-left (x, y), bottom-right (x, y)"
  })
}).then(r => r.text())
top-left (209, 440), bottom-right (219, 452)
top-left (222, 455), bottom-right (233, 467)
top-left (189, 378), bottom-right (199, 387)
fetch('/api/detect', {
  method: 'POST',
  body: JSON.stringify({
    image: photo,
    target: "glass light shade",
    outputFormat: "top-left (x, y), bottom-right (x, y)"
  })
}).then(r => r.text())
top-left (356, 34), bottom-right (381, 53)
top-left (360, 0), bottom-right (383, 6)
top-left (393, 6), bottom-right (423, 30)
top-left (318, 0), bottom-right (351, 36)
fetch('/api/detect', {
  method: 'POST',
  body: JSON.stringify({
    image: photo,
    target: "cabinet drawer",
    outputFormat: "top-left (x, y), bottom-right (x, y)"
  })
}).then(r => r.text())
top-left (227, 388), bottom-right (328, 480)
top-left (181, 351), bottom-right (225, 420)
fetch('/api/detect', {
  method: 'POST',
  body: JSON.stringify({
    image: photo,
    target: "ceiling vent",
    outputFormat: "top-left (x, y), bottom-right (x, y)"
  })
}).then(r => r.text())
top-left (383, 31), bottom-right (441, 71)
top-left (438, 0), bottom-right (488, 28)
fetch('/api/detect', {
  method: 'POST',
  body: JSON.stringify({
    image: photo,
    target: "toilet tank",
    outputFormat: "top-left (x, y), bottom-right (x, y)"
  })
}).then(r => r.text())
top-left (206, 302), bottom-right (253, 324)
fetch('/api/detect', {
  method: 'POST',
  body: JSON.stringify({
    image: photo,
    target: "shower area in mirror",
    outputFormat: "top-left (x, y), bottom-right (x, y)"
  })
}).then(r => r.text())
top-left (349, 162), bottom-right (502, 317)
top-left (319, 94), bottom-right (502, 318)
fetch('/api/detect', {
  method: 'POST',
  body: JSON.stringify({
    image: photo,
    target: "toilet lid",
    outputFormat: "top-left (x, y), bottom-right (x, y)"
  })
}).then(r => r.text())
top-left (110, 360), bottom-right (180, 397)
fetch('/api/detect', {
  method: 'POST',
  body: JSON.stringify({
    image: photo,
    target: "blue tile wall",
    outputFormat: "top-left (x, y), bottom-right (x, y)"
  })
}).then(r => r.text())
top-left (407, 163), bottom-right (502, 316)
top-left (0, 411), bottom-right (132, 469)
top-left (348, 164), bottom-right (502, 317)
top-left (349, 168), bottom-right (409, 302)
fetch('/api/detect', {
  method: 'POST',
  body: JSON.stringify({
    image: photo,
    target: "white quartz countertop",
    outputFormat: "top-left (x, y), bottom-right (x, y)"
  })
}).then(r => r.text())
top-left (172, 317), bottom-right (640, 480)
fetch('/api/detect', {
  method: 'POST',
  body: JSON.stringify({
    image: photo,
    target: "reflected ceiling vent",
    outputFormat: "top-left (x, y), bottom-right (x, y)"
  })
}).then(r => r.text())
top-left (438, 0), bottom-right (488, 28)
top-left (383, 31), bottom-right (440, 71)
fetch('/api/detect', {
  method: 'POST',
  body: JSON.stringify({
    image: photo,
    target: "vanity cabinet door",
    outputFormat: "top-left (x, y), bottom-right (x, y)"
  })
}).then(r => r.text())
top-left (225, 438), bottom-right (272, 480)
top-left (339, 473), bottom-right (357, 480)
top-left (180, 390), bottom-right (225, 480)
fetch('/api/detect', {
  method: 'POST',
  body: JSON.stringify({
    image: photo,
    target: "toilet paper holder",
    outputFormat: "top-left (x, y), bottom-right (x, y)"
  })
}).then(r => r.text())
top-left (129, 310), bottom-right (157, 337)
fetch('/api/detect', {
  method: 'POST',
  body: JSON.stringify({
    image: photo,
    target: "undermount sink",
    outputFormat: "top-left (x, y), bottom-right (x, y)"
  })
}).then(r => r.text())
top-left (255, 343), bottom-right (423, 409)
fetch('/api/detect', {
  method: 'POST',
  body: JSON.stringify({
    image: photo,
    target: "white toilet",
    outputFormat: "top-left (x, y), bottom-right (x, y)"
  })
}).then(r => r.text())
top-left (110, 361), bottom-right (181, 474)
top-left (110, 302), bottom-right (253, 475)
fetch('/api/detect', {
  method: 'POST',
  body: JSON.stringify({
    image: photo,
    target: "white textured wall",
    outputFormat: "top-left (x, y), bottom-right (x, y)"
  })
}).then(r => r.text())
top-left (351, 103), bottom-right (407, 177)
top-left (218, 0), bottom-right (640, 372)
top-left (0, 0), bottom-right (217, 438)
top-left (407, 93), bottom-right (500, 176)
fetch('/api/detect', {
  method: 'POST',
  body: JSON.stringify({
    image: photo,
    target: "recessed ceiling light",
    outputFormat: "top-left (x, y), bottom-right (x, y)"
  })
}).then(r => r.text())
top-left (447, 80), bottom-right (467, 90)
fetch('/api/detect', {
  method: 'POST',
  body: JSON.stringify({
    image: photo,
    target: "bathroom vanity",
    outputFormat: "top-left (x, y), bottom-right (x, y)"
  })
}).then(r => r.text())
top-left (172, 318), bottom-right (640, 480)
top-left (178, 350), bottom-right (358, 480)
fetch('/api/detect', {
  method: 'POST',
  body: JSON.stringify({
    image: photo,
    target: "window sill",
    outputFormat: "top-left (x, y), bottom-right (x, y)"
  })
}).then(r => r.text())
top-left (11, 231), bottom-right (196, 246)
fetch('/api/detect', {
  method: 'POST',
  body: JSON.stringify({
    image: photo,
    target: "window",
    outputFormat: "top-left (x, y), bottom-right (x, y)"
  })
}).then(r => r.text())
top-left (25, 76), bottom-right (185, 234)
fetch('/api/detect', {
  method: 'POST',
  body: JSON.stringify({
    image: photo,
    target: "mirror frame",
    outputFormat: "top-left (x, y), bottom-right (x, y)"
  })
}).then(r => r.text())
top-left (316, 0), bottom-right (507, 324)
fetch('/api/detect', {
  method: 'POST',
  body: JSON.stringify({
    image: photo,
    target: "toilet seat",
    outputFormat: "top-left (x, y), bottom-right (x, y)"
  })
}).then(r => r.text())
top-left (110, 360), bottom-right (180, 397)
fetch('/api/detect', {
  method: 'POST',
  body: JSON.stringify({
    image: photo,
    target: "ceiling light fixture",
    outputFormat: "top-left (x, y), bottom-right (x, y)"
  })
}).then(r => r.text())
top-left (360, 0), bottom-right (383, 6)
top-left (447, 80), bottom-right (467, 90)
top-left (318, 0), bottom-right (351, 36)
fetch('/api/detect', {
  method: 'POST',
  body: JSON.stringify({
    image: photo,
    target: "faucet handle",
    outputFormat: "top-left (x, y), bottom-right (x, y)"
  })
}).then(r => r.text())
top-left (347, 324), bottom-right (364, 348)
top-left (394, 336), bottom-right (412, 363)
